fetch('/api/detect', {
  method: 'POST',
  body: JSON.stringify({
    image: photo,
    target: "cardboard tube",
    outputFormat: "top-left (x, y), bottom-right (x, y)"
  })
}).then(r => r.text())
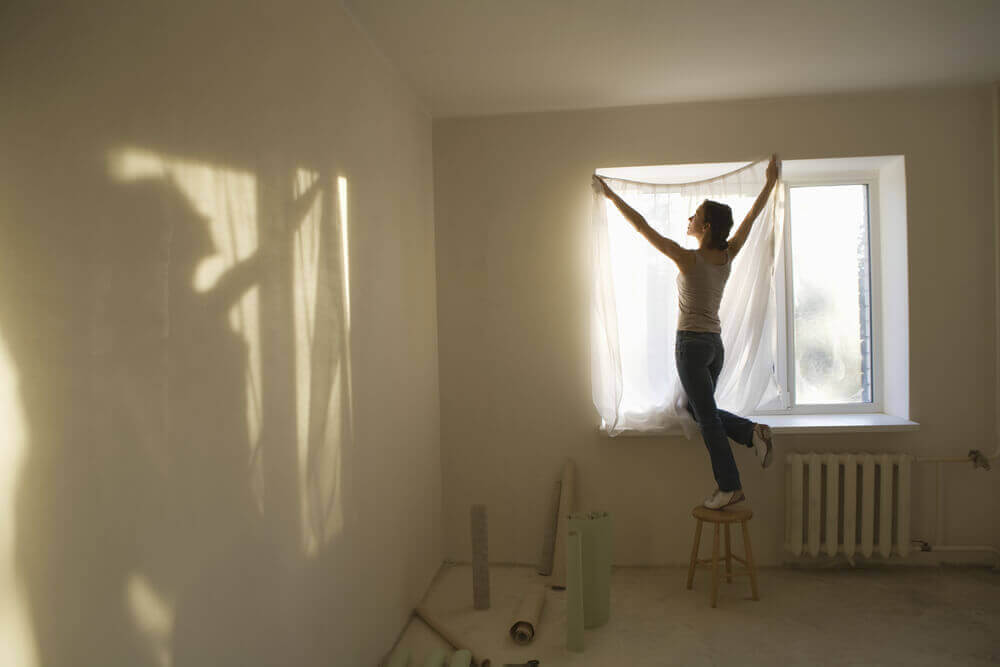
top-left (537, 480), bottom-right (561, 575)
top-left (566, 530), bottom-right (585, 652)
top-left (508, 585), bottom-right (546, 644)
top-left (471, 504), bottom-right (490, 609)
top-left (414, 606), bottom-right (491, 667)
top-left (550, 459), bottom-right (576, 588)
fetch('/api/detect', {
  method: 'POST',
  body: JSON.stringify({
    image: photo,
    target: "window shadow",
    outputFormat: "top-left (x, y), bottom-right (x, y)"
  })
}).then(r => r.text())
top-left (1, 152), bottom-right (355, 666)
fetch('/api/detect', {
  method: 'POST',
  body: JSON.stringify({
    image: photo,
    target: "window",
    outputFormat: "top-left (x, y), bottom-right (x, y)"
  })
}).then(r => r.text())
top-left (789, 185), bottom-right (873, 405)
top-left (597, 156), bottom-right (911, 431)
top-left (759, 179), bottom-right (879, 414)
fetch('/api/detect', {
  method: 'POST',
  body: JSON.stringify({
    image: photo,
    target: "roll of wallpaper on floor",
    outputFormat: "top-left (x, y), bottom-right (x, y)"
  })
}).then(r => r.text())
top-left (448, 649), bottom-right (472, 667)
top-left (537, 479), bottom-right (561, 575)
top-left (415, 606), bottom-right (491, 667)
top-left (568, 511), bottom-right (613, 628)
top-left (385, 647), bottom-right (410, 667)
top-left (422, 648), bottom-right (449, 667)
top-left (471, 504), bottom-right (490, 609)
top-left (508, 584), bottom-right (547, 644)
top-left (550, 459), bottom-right (576, 588)
top-left (566, 530), bottom-right (585, 652)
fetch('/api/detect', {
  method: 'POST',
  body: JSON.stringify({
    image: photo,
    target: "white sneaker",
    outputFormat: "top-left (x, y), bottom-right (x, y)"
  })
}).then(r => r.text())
top-left (752, 423), bottom-right (774, 469)
top-left (703, 488), bottom-right (746, 510)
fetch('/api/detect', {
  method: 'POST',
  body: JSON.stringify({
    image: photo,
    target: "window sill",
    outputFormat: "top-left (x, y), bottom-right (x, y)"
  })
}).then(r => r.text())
top-left (600, 413), bottom-right (919, 437)
top-left (746, 413), bottom-right (919, 434)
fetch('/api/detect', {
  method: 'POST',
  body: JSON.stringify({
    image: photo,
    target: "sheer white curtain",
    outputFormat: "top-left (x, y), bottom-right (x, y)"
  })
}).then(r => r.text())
top-left (591, 158), bottom-right (786, 437)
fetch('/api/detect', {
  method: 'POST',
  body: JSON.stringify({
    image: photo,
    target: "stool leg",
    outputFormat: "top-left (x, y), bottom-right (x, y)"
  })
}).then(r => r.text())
top-left (686, 519), bottom-right (703, 590)
top-left (711, 523), bottom-right (720, 608)
top-left (724, 523), bottom-right (733, 583)
top-left (741, 519), bottom-right (760, 601)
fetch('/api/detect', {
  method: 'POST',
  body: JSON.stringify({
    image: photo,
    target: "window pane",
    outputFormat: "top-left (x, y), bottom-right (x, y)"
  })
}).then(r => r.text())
top-left (789, 185), bottom-right (872, 405)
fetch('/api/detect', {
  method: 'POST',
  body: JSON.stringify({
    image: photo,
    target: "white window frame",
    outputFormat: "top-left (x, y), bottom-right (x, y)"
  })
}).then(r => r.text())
top-left (756, 171), bottom-right (884, 416)
top-left (596, 156), bottom-right (915, 435)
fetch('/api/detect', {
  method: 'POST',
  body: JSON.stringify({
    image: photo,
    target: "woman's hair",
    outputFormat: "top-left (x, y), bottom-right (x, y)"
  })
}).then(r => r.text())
top-left (702, 199), bottom-right (734, 250)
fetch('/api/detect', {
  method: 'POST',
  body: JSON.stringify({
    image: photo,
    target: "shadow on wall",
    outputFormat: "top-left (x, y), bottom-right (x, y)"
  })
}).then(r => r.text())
top-left (0, 147), bottom-right (356, 666)
top-left (0, 1), bottom-right (420, 661)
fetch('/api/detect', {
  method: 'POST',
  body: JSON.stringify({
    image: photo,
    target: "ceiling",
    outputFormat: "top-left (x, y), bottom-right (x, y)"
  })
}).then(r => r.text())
top-left (344, 0), bottom-right (1000, 118)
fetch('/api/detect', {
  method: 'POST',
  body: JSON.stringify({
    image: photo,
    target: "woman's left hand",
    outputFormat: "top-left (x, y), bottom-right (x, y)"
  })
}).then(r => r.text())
top-left (766, 154), bottom-right (780, 183)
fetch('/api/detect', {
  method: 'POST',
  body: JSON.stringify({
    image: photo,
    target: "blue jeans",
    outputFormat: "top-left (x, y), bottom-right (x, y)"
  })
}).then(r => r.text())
top-left (675, 330), bottom-right (756, 492)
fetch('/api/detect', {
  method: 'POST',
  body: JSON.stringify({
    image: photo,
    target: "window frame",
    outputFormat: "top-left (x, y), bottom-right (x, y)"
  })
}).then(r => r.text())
top-left (755, 170), bottom-right (885, 416)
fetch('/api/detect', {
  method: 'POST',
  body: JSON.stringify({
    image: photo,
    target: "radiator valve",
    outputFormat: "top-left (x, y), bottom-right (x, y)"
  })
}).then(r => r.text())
top-left (968, 449), bottom-right (991, 471)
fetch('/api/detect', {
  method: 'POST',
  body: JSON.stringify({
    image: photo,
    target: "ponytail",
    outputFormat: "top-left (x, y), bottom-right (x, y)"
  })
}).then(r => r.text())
top-left (702, 200), bottom-right (734, 250)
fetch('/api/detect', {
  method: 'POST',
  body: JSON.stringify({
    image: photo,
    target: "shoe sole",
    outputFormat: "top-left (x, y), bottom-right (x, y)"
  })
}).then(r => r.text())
top-left (756, 425), bottom-right (774, 469)
top-left (703, 490), bottom-right (746, 509)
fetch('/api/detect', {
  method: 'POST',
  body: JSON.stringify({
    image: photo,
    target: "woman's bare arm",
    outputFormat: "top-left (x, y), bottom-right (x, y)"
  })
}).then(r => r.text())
top-left (594, 175), bottom-right (693, 271)
top-left (728, 155), bottom-right (779, 259)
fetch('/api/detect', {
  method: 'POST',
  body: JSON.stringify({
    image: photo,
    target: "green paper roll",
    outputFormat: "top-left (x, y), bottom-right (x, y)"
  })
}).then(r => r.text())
top-left (550, 459), bottom-right (576, 588)
top-left (566, 530), bottom-right (584, 652)
top-left (448, 649), bottom-right (472, 667)
top-left (423, 648), bottom-right (449, 667)
top-left (386, 647), bottom-right (410, 667)
top-left (568, 511), bottom-right (613, 628)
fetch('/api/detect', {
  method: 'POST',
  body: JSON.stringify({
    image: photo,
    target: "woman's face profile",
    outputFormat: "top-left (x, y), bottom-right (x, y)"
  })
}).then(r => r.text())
top-left (687, 204), bottom-right (707, 238)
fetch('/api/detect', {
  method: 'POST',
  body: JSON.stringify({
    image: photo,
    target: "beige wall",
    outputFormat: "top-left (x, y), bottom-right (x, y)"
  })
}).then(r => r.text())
top-left (994, 82), bottom-right (1000, 554)
top-left (0, 1), bottom-right (439, 665)
top-left (433, 86), bottom-right (996, 567)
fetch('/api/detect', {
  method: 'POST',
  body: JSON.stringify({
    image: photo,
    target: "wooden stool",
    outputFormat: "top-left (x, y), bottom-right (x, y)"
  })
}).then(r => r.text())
top-left (686, 505), bottom-right (759, 607)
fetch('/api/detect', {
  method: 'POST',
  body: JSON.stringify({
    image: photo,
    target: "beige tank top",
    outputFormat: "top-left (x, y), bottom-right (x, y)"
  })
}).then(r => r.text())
top-left (677, 250), bottom-right (731, 333)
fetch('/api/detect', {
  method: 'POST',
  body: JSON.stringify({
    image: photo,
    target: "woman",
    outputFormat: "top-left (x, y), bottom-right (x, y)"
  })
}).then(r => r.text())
top-left (594, 156), bottom-right (779, 510)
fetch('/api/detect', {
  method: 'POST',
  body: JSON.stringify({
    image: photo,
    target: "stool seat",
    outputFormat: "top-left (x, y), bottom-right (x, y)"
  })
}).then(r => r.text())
top-left (692, 505), bottom-right (753, 523)
top-left (686, 503), bottom-right (759, 607)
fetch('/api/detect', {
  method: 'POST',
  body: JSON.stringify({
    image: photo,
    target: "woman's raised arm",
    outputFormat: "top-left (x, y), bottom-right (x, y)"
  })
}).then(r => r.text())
top-left (594, 175), bottom-right (693, 270)
top-left (727, 155), bottom-right (779, 259)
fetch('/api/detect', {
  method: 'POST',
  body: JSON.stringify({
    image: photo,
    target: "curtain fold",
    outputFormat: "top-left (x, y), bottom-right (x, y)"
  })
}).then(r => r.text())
top-left (591, 158), bottom-right (786, 437)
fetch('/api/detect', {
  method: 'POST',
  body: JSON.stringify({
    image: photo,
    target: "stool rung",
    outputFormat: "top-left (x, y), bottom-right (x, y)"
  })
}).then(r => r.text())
top-left (694, 564), bottom-right (753, 577)
top-left (695, 554), bottom-right (746, 565)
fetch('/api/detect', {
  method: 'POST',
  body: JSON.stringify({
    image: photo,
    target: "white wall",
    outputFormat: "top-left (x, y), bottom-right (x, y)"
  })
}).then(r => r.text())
top-left (994, 82), bottom-right (1000, 555)
top-left (0, 1), bottom-right (440, 665)
top-left (433, 86), bottom-right (997, 567)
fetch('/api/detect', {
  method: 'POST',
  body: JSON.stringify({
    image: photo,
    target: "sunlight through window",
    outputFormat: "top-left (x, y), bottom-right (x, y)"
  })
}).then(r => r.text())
top-left (290, 170), bottom-right (353, 556)
top-left (597, 163), bottom-right (757, 415)
top-left (107, 148), bottom-right (355, 561)
top-left (0, 329), bottom-right (37, 667)
top-left (338, 176), bottom-right (351, 332)
top-left (789, 185), bottom-right (872, 404)
top-left (126, 573), bottom-right (173, 667)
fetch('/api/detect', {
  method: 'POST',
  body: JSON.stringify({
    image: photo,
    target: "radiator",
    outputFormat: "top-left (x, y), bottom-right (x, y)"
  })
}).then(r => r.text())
top-left (785, 453), bottom-right (913, 559)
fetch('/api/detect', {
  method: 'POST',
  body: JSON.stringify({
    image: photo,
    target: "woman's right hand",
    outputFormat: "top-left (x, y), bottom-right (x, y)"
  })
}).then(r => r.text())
top-left (592, 173), bottom-right (608, 196)
top-left (593, 174), bottom-right (618, 201)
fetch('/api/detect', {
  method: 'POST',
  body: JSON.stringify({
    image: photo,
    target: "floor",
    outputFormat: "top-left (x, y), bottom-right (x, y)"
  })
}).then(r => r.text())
top-left (389, 563), bottom-right (1000, 667)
